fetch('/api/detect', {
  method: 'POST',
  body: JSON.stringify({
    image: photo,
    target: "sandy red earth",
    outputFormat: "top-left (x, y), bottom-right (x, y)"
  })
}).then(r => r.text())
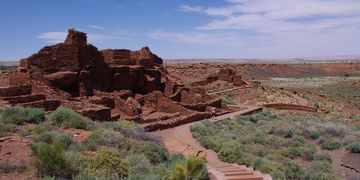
top-left (0, 29), bottom-right (359, 179)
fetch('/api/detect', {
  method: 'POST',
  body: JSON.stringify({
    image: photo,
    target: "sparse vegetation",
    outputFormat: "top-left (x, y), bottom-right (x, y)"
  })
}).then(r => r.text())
top-left (0, 106), bottom-right (208, 179)
top-left (1, 107), bottom-right (45, 125)
top-left (49, 106), bottom-right (94, 130)
top-left (346, 142), bottom-right (360, 153)
top-left (191, 110), bottom-right (358, 178)
top-left (320, 140), bottom-right (342, 150)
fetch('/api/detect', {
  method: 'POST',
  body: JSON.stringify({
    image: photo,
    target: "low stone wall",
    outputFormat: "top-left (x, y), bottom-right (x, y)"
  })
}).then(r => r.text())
top-left (0, 85), bottom-right (32, 97)
top-left (144, 112), bottom-right (211, 131)
top-left (264, 103), bottom-right (317, 112)
top-left (3, 94), bottom-right (46, 104)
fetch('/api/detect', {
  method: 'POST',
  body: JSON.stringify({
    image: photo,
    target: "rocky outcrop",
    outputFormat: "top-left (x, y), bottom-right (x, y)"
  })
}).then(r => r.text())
top-left (7, 28), bottom-right (227, 127)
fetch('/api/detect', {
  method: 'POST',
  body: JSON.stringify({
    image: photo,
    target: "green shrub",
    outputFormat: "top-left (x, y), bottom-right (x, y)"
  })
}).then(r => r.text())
top-left (66, 151), bottom-right (87, 174)
top-left (309, 131), bottom-right (321, 140)
top-left (2, 107), bottom-right (45, 125)
top-left (309, 160), bottom-right (336, 180)
top-left (83, 129), bottom-right (127, 151)
top-left (49, 106), bottom-right (92, 130)
top-left (253, 158), bottom-right (281, 175)
top-left (218, 147), bottom-right (255, 166)
top-left (191, 120), bottom-right (218, 138)
top-left (198, 136), bottom-right (221, 152)
top-left (0, 123), bottom-right (17, 137)
top-left (24, 108), bottom-right (46, 123)
top-left (0, 162), bottom-right (25, 174)
top-left (130, 141), bottom-right (168, 164)
top-left (86, 147), bottom-right (128, 177)
top-left (186, 156), bottom-right (208, 180)
top-left (301, 144), bottom-right (316, 161)
top-left (102, 120), bottom-right (144, 135)
top-left (34, 131), bottom-right (73, 148)
top-left (284, 147), bottom-right (302, 159)
top-left (31, 142), bottom-right (74, 178)
top-left (18, 121), bottom-right (53, 137)
top-left (254, 109), bottom-right (277, 121)
top-left (314, 153), bottom-right (332, 163)
top-left (320, 140), bottom-right (342, 150)
top-left (168, 162), bottom-right (188, 180)
top-left (2, 107), bottom-right (27, 125)
top-left (291, 135), bottom-right (306, 146)
top-left (282, 160), bottom-right (309, 180)
top-left (346, 142), bottom-right (360, 153)
top-left (127, 153), bottom-right (152, 176)
top-left (166, 156), bottom-right (208, 180)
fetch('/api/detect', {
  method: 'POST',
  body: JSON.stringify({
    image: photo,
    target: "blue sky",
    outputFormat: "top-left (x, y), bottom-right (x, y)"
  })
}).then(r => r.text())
top-left (1, 0), bottom-right (360, 60)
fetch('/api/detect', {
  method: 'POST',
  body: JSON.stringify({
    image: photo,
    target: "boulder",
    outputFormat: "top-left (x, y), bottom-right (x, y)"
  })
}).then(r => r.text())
top-left (122, 97), bottom-right (142, 116)
top-left (44, 71), bottom-right (78, 88)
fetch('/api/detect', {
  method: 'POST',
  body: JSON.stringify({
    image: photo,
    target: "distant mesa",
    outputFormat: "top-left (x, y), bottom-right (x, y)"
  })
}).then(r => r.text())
top-left (3, 29), bottom-right (246, 130)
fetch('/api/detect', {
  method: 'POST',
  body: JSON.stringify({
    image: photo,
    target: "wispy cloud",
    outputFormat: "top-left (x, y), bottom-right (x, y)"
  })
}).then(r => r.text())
top-left (179, 5), bottom-right (203, 12)
top-left (148, 0), bottom-right (360, 58)
top-left (89, 25), bottom-right (106, 30)
top-left (38, 32), bottom-right (67, 43)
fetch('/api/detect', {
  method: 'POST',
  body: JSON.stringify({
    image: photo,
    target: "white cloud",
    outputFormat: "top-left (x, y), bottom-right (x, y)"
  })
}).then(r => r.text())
top-left (147, 30), bottom-right (270, 47)
top-left (147, 0), bottom-right (360, 58)
top-left (194, 0), bottom-right (360, 32)
top-left (179, 5), bottom-right (203, 12)
top-left (38, 32), bottom-right (113, 43)
top-left (38, 32), bottom-right (67, 43)
top-left (89, 25), bottom-right (106, 30)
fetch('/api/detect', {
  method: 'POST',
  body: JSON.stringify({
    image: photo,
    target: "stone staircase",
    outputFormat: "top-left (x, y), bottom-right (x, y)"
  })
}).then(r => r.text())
top-left (0, 85), bottom-right (60, 111)
top-left (212, 163), bottom-right (272, 180)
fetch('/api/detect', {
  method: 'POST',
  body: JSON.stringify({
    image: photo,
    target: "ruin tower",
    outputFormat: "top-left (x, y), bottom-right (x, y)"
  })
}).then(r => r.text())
top-left (64, 28), bottom-right (87, 46)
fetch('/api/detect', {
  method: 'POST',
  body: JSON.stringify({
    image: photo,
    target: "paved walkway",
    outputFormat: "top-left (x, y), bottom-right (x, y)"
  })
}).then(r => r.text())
top-left (153, 106), bottom-right (271, 180)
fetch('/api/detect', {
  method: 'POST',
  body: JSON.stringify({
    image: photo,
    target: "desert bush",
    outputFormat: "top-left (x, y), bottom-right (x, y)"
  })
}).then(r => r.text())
top-left (308, 131), bottom-right (321, 140)
top-left (264, 135), bottom-right (285, 148)
top-left (86, 146), bottom-right (128, 178)
top-left (2, 107), bottom-right (45, 125)
top-left (253, 133), bottom-right (266, 144)
top-left (346, 142), bottom-right (360, 153)
top-left (191, 120), bottom-right (218, 138)
top-left (31, 142), bottom-right (74, 178)
top-left (102, 120), bottom-right (143, 135)
top-left (24, 108), bottom-right (46, 123)
top-left (0, 162), bottom-right (25, 173)
top-left (130, 141), bottom-right (168, 164)
top-left (166, 156), bottom-right (208, 180)
top-left (34, 131), bottom-right (73, 148)
top-left (321, 123), bottom-right (346, 137)
top-left (252, 158), bottom-right (281, 175)
top-left (301, 144), bottom-right (317, 161)
top-left (66, 151), bottom-right (87, 174)
top-left (19, 121), bottom-right (54, 137)
top-left (127, 153), bottom-right (152, 176)
top-left (291, 135), bottom-right (306, 146)
top-left (0, 122), bottom-right (17, 137)
top-left (282, 160), bottom-right (309, 180)
top-left (309, 160), bottom-right (336, 180)
top-left (314, 153), bottom-right (332, 163)
top-left (218, 147), bottom-right (255, 166)
top-left (186, 156), bottom-right (208, 180)
top-left (83, 129), bottom-right (127, 151)
top-left (283, 147), bottom-right (302, 159)
top-left (254, 109), bottom-right (277, 121)
top-left (49, 106), bottom-right (93, 130)
top-left (320, 140), bottom-right (342, 150)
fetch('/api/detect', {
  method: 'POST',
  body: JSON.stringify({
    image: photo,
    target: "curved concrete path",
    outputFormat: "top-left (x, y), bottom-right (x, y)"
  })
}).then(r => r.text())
top-left (153, 106), bottom-right (272, 180)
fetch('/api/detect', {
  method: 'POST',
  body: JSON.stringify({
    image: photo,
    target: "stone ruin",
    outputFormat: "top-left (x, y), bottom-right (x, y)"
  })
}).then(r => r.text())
top-left (2, 29), bottom-right (246, 130)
